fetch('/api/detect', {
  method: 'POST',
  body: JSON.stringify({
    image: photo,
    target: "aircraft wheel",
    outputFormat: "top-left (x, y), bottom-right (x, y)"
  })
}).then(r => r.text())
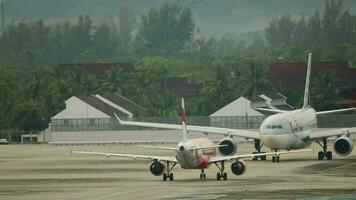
top-left (318, 151), bottom-right (324, 160)
top-left (223, 172), bottom-right (227, 181)
top-left (272, 156), bottom-right (276, 163)
top-left (203, 173), bottom-right (206, 179)
top-left (216, 172), bottom-right (221, 181)
top-left (276, 156), bottom-right (280, 163)
top-left (326, 151), bottom-right (332, 160)
top-left (169, 173), bottom-right (174, 181)
top-left (261, 154), bottom-right (267, 161)
top-left (163, 173), bottom-right (167, 181)
top-left (252, 152), bottom-right (258, 161)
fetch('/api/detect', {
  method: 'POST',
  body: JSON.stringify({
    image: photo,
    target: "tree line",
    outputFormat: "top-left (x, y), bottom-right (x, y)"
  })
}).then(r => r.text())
top-left (0, 0), bottom-right (354, 136)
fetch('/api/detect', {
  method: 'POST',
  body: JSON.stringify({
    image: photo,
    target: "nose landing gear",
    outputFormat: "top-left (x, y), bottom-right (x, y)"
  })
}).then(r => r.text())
top-left (200, 169), bottom-right (207, 179)
top-left (271, 155), bottom-right (280, 163)
top-left (252, 139), bottom-right (267, 161)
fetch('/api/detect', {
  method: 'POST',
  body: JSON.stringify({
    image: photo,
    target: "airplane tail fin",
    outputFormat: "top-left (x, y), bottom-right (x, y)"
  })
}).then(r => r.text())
top-left (303, 53), bottom-right (312, 109)
top-left (181, 98), bottom-right (188, 142)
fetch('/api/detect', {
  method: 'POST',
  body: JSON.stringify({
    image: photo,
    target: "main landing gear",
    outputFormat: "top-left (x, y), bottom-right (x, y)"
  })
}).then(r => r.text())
top-left (163, 161), bottom-right (176, 181)
top-left (200, 169), bottom-right (207, 179)
top-left (252, 139), bottom-right (267, 161)
top-left (214, 161), bottom-right (227, 181)
top-left (271, 154), bottom-right (280, 163)
top-left (316, 138), bottom-right (332, 160)
top-left (271, 149), bottom-right (280, 163)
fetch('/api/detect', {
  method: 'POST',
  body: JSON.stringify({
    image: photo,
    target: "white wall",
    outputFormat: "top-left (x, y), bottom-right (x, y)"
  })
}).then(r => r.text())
top-left (51, 96), bottom-right (110, 119)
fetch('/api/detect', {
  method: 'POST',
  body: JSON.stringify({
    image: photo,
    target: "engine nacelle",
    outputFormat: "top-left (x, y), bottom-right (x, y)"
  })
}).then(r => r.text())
top-left (218, 137), bottom-right (237, 156)
top-left (334, 136), bottom-right (354, 156)
top-left (231, 160), bottom-right (246, 176)
top-left (149, 161), bottom-right (165, 176)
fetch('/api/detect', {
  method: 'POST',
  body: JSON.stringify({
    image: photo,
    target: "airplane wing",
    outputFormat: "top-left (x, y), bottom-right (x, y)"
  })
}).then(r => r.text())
top-left (71, 150), bottom-right (178, 163)
top-left (208, 149), bottom-right (311, 163)
top-left (316, 107), bottom-right (356, 115)
top-left (115, 114), bottom-right (261, 140)
top-left (308, 127), bottom-right (356, 139)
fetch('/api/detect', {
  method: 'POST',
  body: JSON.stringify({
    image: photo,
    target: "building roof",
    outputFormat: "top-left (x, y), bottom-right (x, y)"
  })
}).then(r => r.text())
top-left (209, 97), bottom-right (264, 117)
top-left (271, 61), bottom-right (356, 89)
top-left (161, 77), bottom-right (202, 99)
top-left (59, 63), bottom-right (134, 76)
top-left (51, 94), bottom-right (145, 120)
top-left (77, 96), bottom-right (127, 118)
top-left (51, 96), bottom-right (112, 119)
top-left (100, 93), bottom-right (146, 116)
top-left (249, 92), bottom-right (294, 110)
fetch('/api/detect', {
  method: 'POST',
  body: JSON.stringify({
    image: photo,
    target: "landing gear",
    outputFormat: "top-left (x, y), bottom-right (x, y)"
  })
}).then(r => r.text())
top-left (200, 169), bottom-right (206, 179)
top-left (162, 161), bottom-right (176, 181)
top-left (215, 161), bottom-right (227, 181)
top-left (271, 149), bottom-right (280, 163)
top-left (316, 138), bottom-right (333, 160)
top-left (252, 139), bottom-right (266, 161)
top-left (272, 155), bottom-right (280, 163)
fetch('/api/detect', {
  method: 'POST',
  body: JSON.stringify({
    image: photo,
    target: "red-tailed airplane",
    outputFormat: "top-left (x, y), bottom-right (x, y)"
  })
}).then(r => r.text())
top-left (72, 99), bottom-right (308, 181)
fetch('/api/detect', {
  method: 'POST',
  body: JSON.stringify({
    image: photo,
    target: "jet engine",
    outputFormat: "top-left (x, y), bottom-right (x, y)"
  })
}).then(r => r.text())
top-left (218, 137), bottom-right (237, 156)
top-left (149, 161), bottom-right (165, 176)
top-left (231, 160), bottom-right (246, 176)
top-left (334, 136), bottom-right (354, 156)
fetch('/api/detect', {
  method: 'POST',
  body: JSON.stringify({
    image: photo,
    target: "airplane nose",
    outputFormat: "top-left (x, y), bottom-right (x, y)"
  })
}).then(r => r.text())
top-left (179, 145), bottom-right (185, 151)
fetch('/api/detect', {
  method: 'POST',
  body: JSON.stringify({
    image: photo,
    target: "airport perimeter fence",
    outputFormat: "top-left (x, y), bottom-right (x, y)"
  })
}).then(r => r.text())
top-left (2, 114), bottom-right (356, 143)
top-left (49, 114), bottom-right (356, 132)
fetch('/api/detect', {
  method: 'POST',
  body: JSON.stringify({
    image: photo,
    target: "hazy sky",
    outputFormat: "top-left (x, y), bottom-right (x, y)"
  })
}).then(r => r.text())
top-left (2, 0), bottom-right (356, 37)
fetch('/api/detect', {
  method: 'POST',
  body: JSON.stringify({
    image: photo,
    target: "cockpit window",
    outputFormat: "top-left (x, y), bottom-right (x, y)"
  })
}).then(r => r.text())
top-left (278, 125), bottom-right (282, 129)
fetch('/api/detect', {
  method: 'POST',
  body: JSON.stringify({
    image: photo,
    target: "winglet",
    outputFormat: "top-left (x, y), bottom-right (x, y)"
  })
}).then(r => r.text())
top-left (303, 53), bottom-right (312, 108)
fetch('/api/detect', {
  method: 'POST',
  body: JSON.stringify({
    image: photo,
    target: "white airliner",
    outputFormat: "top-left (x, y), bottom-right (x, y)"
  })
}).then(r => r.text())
top-left (72, 100), bottom-right (308, 181)
top-left (115, 53), bottom-right (356, 162)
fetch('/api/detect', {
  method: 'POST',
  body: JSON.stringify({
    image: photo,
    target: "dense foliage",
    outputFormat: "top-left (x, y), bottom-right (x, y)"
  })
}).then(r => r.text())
top-left (0, 0), bottom-right (355, 134)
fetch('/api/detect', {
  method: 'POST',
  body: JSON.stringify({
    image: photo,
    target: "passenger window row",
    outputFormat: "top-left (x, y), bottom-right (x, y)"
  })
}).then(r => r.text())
top-left (266, 125), bottom-right (283, 129)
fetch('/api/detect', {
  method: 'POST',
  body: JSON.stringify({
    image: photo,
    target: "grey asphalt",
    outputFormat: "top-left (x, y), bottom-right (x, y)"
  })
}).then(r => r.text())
top-left (0, 142), bottom-right (356, 200)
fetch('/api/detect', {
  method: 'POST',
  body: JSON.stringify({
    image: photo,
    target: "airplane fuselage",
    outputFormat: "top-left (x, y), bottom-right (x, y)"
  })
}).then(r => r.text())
top-left (176, 137), bottom-right (216, 169)
top-left (260, 107), bottom-right (317, 150)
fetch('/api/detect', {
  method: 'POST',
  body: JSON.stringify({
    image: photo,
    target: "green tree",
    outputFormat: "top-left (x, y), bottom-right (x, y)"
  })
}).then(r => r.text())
top-left (322, 0), bottom-right (344, 45)
top-left (237, 59), bottom-right (273, 97)
top-left (92, 24), bottom-right (118, 60)
top-left (117, 5), bottom-right (136, 58)
top-left (9, 104), bottom-right (47, 132)
top-left (265, 14), bottom-right (297, 58)
top-left (311, 69), bottom-right (349, 110)
top-left (134, 3), bottom-right (195, 57)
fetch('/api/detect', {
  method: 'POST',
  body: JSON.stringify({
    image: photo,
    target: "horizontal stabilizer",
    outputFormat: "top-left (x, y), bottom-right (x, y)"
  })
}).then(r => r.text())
top-left (254, 108), bottom-right (288, 114)
top-left (189, 144), bottom-right (227, 151)
top-left (114, 113), bottom-right (261, 140)
top-left (138, 145), bottom-right (178, 151)
top-left (71, 150), bottom-right (178, 162)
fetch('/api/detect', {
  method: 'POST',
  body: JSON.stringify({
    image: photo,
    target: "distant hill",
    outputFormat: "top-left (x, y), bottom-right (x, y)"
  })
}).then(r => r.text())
top-left (2, 0), bottom-right (356, 37)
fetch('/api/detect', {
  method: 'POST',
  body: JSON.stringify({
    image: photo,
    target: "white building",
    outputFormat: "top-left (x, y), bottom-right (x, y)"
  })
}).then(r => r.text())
top-left (43, 93), bottom-right (146, 143)
top-left (209, 92), bottom-right (294, 129)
